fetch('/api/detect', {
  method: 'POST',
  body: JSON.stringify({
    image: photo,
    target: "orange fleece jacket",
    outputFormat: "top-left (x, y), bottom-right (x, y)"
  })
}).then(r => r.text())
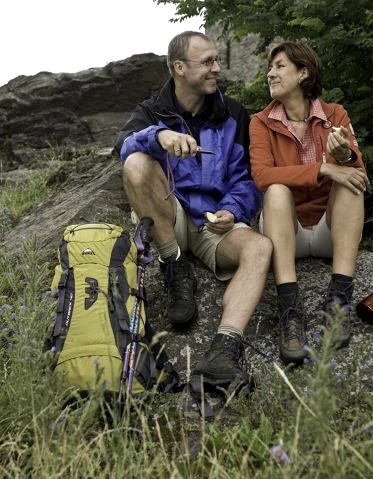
top-left (249, 99), bottom-right (365, 227)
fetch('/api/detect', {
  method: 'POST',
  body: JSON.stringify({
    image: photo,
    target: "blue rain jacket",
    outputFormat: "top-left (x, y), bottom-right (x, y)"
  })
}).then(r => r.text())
top-left (114, 78), bottom-right (262, 227)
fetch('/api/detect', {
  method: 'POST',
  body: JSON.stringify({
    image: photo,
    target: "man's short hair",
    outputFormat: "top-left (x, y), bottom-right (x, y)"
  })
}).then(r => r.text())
top-left (167, 31), bottom-right (212, 77)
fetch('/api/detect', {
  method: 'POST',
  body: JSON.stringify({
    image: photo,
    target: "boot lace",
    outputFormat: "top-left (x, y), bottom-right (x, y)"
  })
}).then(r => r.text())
top-left (216, 335), bottom-right (247, 372)
top-left (163, 258), bottom-right (195, 301)
top-left (280, 305), bottom-right (304, 341)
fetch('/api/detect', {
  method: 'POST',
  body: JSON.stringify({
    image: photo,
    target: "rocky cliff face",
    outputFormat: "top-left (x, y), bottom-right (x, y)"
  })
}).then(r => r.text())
top-left (0, 54), bottom-right (371, 382)
top-left (0, 53), bottom-right (169, 170)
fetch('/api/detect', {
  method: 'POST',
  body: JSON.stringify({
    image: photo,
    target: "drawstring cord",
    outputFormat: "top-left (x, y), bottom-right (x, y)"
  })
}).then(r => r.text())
top-left (164, 152), bottom-right (176, 200)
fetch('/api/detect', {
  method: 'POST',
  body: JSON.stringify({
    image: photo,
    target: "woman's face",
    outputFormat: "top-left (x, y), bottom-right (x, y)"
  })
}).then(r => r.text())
top-left (267, 51), bottom-right (305, 101)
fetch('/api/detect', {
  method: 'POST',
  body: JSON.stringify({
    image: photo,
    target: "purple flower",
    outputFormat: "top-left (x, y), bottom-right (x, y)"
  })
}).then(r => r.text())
top-left (330, 359), bottom-right (337, 370)
top-left (270, 445), bottom-right (282, 456)
top-left (270, 442), bottom-right (290, 464)
top-left (314, 332), bottom-right (322, 342)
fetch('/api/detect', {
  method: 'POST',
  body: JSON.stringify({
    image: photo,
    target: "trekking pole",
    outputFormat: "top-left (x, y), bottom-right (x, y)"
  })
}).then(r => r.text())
top-left (118, 217), bottom-right (154, 402)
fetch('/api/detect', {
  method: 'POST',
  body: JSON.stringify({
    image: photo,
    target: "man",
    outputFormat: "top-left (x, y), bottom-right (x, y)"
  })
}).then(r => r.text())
top-left (114, 31), bottom-right (272, 387)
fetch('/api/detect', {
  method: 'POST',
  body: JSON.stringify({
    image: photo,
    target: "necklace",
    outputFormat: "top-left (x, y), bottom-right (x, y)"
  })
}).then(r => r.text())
top-left (288, 117), bottom-right (308, 123)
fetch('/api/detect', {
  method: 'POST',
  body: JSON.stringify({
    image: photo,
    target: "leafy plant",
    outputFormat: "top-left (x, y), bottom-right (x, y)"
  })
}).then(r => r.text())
top-left (156, 0), bottom-right (373, 245)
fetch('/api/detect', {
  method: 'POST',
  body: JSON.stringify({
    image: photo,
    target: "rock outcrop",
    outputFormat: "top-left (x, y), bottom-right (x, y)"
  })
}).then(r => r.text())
top-left (0, 53), bottom-right (169, 170)
top-left (1, 56), bottom-right (372, 382)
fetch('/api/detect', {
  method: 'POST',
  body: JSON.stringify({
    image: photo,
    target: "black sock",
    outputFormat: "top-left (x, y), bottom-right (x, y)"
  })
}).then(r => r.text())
top-left (277, 282), bottom-right (298, 296)
top-left (331, 273), bottom-right (353, 287)
top-left (277, 282), bottom-right (299, 312)
top-left (329, 274), bottom-right (353, 302)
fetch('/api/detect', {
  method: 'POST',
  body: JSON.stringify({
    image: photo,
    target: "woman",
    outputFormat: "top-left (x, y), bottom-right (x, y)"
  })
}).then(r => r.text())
top-left (249, 41), bottom-right (369, 364)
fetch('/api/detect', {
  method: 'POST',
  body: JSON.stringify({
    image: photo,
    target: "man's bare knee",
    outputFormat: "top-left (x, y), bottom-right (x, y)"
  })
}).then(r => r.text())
top-left (123, 152), bottom-right (161, 188)
top-left (231, 229), bottom-right (272, 267)
top-left (245, 232), bottom-right (273, 265)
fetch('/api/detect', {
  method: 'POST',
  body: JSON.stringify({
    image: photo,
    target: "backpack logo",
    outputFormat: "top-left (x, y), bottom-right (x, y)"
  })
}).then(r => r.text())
top-left (85, 277), bottom-right (99, 309)
top-left (82, 248), bottom-right (95, 255)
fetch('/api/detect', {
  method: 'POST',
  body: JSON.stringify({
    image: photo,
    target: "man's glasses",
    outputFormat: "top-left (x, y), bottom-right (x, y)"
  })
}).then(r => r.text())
top-left (180, 56), bottom-right (221, 68)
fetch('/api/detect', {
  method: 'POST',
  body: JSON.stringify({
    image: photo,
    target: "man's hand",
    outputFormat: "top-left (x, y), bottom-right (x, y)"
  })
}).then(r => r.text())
top-left (319, 163), bottom-right (369, 195)
top-left (157, 130), bottom-right (198, 158)
top-left (204, 210), bottom-right (235, 233)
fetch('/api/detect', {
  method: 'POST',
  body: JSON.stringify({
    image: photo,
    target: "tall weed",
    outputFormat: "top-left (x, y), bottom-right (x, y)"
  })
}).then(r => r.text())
top-left (0, 238), bottom-right (371, 478)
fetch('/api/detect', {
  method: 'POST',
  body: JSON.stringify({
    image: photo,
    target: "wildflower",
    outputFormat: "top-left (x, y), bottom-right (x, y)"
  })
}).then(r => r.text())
top-left (330, 359), bottom-right (337, 370)
top-left (270, 440), bottom-right (290, 464)
top-left (314, 331), bottom-right (322, 342)
top-left (59, 413), bottom-right (68, 425)
top-left (270, 444), bottom-right (282, 456)
top-left (92, 358), bottom-right (100, 366)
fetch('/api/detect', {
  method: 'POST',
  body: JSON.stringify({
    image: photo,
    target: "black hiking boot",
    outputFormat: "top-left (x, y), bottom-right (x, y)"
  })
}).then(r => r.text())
top-left (160, 254), bottom-right (198, 327)
top-left (190, 333), bottom-right (253, 389)
top-left (278, 294), bottom-right (306, 365)
top-left (320, 280), bottom-right (354, 349)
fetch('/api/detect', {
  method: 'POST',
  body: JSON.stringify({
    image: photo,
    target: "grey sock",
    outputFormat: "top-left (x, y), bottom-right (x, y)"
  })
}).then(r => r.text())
top-left (217, 325), bottom-right (244, 339)
top-left (158, 240), bottom-right (179, 261)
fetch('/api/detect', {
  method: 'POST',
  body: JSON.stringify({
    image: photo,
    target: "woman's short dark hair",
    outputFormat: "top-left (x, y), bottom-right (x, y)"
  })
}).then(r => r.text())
top-left (268, 41), bottom-right (323, 99)
top-left (167, 31), bottom-right (212, 77)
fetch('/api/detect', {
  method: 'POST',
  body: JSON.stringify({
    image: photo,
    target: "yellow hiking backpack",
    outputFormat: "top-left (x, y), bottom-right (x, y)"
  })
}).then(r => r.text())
top-left (47, 218), bottom-right (179, 400)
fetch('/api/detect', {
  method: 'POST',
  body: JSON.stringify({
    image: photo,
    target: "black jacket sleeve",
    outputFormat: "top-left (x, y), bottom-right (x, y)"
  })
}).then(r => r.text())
top-left (113, 100), bottom-right (157, 156)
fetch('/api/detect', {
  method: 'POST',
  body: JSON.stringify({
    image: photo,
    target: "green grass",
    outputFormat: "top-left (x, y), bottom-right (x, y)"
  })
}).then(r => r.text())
top-left (0, 169), bottom-right (55, 222)
top-left (0, 154), bottom-right (372, 478)
top-left (0, 236), bottom-right (372, 478)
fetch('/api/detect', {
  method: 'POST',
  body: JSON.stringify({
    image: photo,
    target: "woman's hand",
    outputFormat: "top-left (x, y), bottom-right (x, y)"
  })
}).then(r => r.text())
top-left (204, 210), bottom-right (235, 233)
top-left (319, 163), bottom-right (369, 195)
top-left (327, 125), bottom-right (351, 163)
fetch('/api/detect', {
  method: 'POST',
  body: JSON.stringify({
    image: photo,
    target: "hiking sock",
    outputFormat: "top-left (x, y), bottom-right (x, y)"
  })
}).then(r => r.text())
top-left (330, 274), bottom-right (353, 294)
top-left (277, 282), bottom-right (299, 310)
top-left (217, 325), bottom-right (244, 339)
top-left (327, 273), bottom-right (354, 308)
top-left (158, 241), bottom-right (180, 262)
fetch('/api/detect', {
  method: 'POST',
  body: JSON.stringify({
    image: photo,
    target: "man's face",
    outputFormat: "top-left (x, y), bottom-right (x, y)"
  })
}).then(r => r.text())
top-left (177, 37), bottom-right (221, 96)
